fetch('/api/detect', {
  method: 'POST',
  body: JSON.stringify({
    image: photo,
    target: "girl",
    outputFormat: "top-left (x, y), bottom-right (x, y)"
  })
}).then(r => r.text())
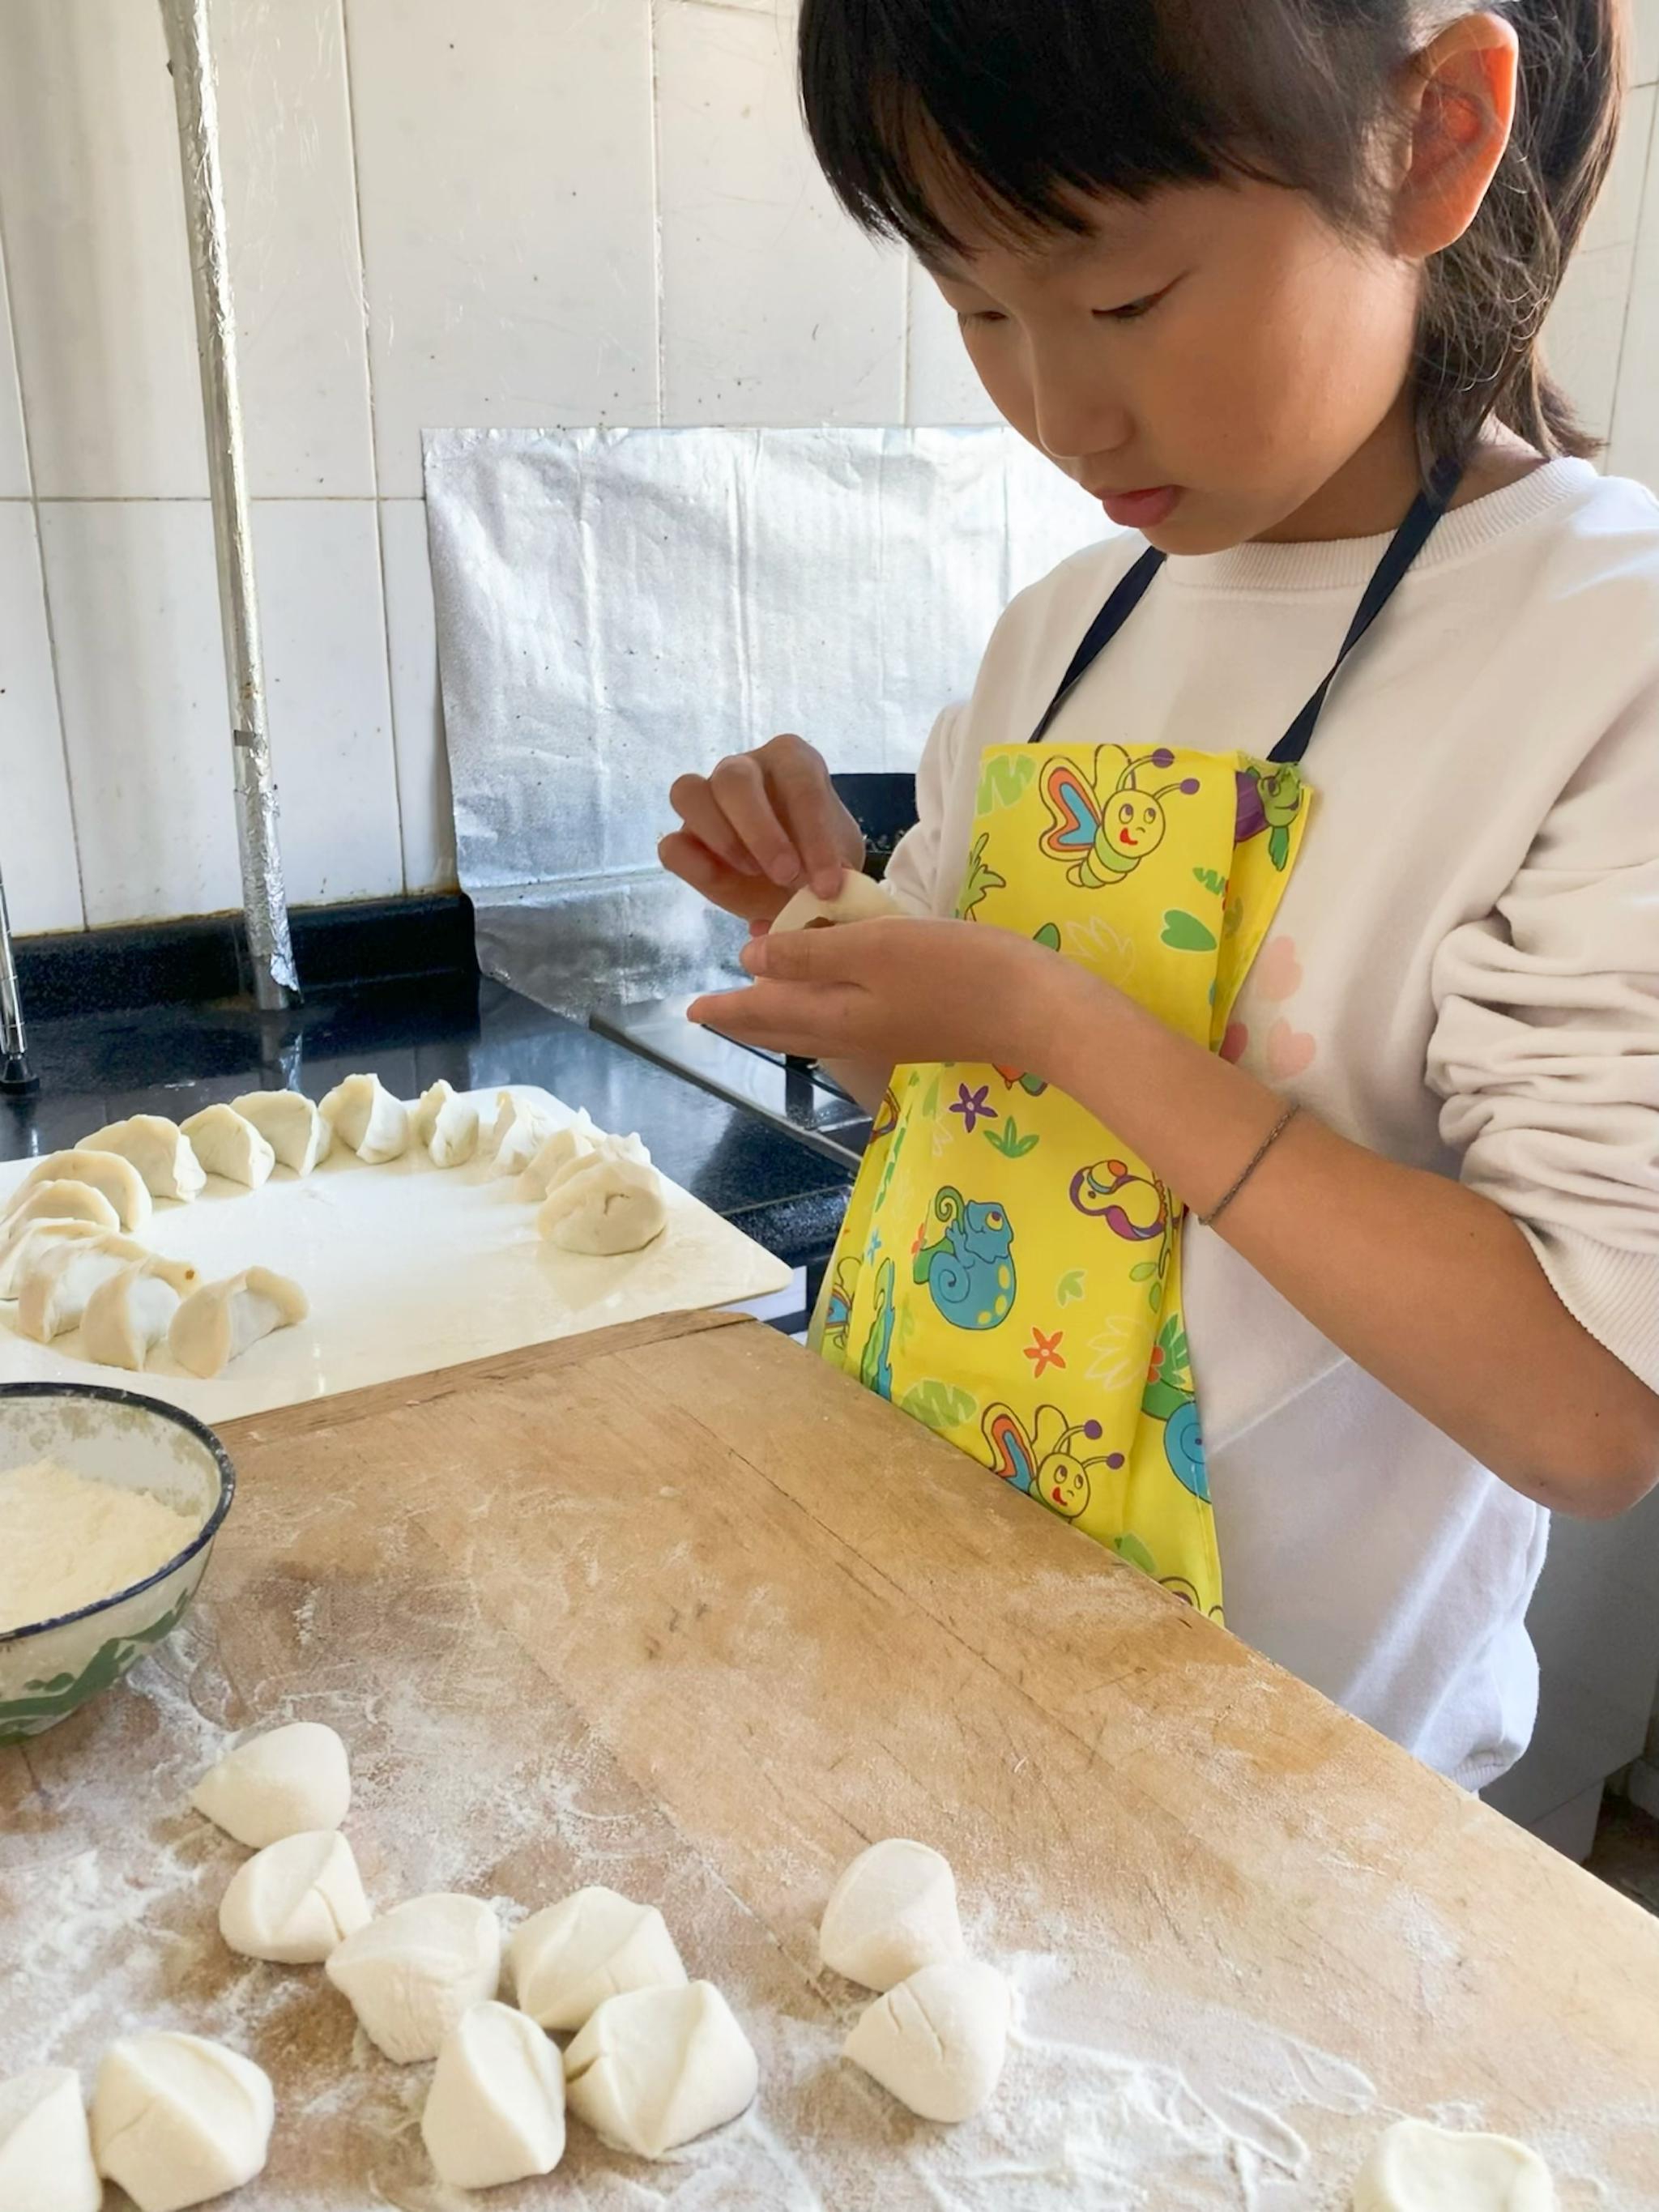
top-left (662, 0), bottom-right (1659, 1792)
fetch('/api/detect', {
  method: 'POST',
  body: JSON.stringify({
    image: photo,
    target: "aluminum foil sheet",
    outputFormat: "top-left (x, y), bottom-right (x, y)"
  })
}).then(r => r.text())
top-left (424, 425), bottom-right (1107, 1015)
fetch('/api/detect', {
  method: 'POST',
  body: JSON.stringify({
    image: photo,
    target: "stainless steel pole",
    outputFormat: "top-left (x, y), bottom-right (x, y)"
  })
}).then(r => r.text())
top-left (159, 0), bottom-right (298, 1009)
top-left (0, 857), bottom-right (37, 1094)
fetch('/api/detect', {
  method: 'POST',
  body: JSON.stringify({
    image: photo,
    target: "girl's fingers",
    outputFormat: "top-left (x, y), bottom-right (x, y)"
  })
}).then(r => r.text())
top-left (667, 774), bottom-right (762, 879)
top-left (707, 753), bottom-right (806, 888)
top-left (658, 831), bottom-right (789, 923)
top-left (766, 739), bottom-right (862, 900)
top-left (688, 979), bottom-right (853, 1055)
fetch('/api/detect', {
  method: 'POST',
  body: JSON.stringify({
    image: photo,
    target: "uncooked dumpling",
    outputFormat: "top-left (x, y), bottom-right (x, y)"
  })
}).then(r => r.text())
top-left (523, 1110), bottom-right (601, 1196)
top-left (6, 1149), bottom-right (151, 1232)
top-left (421, 2001), bottom-right (565, 2190)
top-left (81, 1257), bottom-right (200, 1373)
top-left (1353, 2119), bottom-right (1556, 2210)
top-left (82, 1117), bottom-right (205, 1204)
top-left (412, 1080), bottom-right (479, 1169)
top-left (0, 1216), bottom-right (110, 1301)
top-left (540, 1128), bottom-right (650, 1197)
top-left (190, 1721), bottom-right (351, 1848)
top-left (843, 1958), bottom-right (1011, 2122)
top-left (0, 2065), bottom-right (100, 2212)
top-left (820, 1838), bottom-right (966, 1990)
top-left (91, 2033), bottom-right (272, 2212)
top-left (168, 1268), bottom-right (307, 1379)
top-left (15, 1233), bottom-right (172, 1345)
top-left (772, 869), bottom-right (898, 933)
top-left (493, 1102), bottom-right (560, 1178)
top-left (536, 1156), bottom-right (667, 1255)
top-left (319, 1073), bottom-right (409, 1165)
top-left (509, 1886), bottom-right (688, 2033)
top-left (326, 1894), bottom-right (501, 2065)
top-left (229, 1090), bottom-right (332, 1176)
top-left (564, 1982), bottom-right (757, 2159)
top-left (219, 1830), bottom-right (370, 1964)
top-left (179, 1106), bottom-right (275, 1190)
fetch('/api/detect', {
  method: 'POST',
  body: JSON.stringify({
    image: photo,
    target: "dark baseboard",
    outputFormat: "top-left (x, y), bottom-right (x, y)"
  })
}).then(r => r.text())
top-left (16, 895), bottom-right (479, 1021)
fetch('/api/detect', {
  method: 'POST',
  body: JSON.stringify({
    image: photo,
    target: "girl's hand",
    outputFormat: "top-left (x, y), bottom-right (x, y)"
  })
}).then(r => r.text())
top-left (688, 918), bottom-right (1079, 1072)
top-left (660, 735), bottom-right (866, 924)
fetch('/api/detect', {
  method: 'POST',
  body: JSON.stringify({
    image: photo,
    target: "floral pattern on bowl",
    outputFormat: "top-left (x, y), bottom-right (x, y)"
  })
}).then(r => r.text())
top-left (0, 1383), bottom-right (235, 1743)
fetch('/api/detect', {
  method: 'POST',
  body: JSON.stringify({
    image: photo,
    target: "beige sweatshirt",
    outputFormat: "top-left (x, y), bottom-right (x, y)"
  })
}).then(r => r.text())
top-left (884, 459), bottom-right (1659, 1788)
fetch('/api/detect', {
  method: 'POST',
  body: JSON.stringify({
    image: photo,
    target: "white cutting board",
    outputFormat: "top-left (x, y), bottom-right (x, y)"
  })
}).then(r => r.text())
top-left (0, 1089), bottom-right (791, 1421)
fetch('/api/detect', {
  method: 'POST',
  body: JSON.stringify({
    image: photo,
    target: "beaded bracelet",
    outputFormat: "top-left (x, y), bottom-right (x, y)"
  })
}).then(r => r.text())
top-left (1199, 1104), bottom-right (1300, 1228)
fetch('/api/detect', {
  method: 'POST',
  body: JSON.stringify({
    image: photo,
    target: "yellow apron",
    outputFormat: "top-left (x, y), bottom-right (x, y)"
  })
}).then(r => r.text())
top-left (814, 744), bottom-right (1310, 1618)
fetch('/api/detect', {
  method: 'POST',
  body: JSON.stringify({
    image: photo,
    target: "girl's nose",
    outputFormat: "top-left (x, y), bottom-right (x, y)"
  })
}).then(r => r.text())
top-left (1028, 348), bottom-right (1133, 466)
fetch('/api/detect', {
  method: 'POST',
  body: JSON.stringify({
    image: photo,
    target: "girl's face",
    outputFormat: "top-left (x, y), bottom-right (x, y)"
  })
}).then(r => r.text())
top-left (927, 178), bottom-right (1423, 552)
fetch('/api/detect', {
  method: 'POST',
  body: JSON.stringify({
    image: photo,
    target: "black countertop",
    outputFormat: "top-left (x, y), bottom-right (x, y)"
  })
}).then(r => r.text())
top-left (0, 970), bottom-right (852, 1275)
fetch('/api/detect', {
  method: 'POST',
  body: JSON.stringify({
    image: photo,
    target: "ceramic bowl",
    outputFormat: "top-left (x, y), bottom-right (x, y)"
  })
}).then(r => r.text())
top-left (0, 1383), bottom-right (235, 1743)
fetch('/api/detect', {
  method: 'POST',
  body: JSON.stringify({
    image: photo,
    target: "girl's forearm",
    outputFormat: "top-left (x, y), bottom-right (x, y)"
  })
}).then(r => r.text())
top-left (821, 1057), bottom-right (893, 1117)
top-left (1039, 966), bottom-right (1659, 1518)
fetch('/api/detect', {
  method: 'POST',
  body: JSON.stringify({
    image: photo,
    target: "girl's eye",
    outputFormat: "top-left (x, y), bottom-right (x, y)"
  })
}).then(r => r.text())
top-left (1094, 282), bottom-right (1177, 324)
top-left (957, 309), bottom-right (1008, 328)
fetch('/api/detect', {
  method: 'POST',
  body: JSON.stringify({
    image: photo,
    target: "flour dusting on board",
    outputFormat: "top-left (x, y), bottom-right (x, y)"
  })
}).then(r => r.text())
top-left (2, 1572), bottom-right (1653, 2210)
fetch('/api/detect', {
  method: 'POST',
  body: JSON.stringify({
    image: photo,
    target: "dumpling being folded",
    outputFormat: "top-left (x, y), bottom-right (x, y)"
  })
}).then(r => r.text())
top-left (536, 1156), bottom-right (667, 1256)
top-left (168, 1268), bottom-right (309, 1379)
top-left (0, 1188), bottom-right (121, 1285)
top-left (6, 1149), bottom-right (151, 1232)
top-left (15, 1232), bottom-right (173, 1344)
top-left (412, 1080), bottom-right (479, 1170)
top-left (82, 1256), bottom-right (202, 1371)
top-left (181, 1105), bottom-right (276, 1190)
top-left (81, 1115), bottom-right (206, 1203)
top-left (320, 1074), bottom-right (409, 1165)
top-left (0, 1216), bottom-right (111, 1300)
top-left (230, 1090), bottom-right (332, 1176)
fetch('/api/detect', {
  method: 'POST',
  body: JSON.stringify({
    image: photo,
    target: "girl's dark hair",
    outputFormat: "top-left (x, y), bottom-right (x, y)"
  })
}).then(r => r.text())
top-left (799, 0), bottom-right (1623, 474)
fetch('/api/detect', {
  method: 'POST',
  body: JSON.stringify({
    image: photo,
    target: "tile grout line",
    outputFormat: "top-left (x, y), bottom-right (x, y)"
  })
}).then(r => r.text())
top-left (1605, 85), bottom-right (1659, 461)
top-left (650, 1), bottom-right (668, 425)
top-left (337, 0), bottom-right (410, 897)
top-left (0, 176), bottom-right (88, 932)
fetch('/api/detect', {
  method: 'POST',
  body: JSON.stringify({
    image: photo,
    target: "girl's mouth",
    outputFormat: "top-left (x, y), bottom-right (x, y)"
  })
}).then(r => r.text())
top-left (1100, 486), bottom-right (1180, 529)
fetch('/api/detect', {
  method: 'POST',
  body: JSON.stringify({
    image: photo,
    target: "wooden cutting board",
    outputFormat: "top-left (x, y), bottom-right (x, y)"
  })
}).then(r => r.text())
top-left (2, 1311), bottom-right (1656, 2209)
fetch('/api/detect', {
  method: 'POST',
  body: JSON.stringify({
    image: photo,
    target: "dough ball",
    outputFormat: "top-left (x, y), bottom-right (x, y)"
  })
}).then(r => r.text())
top-left (819, 1838), bottom-right (966, 1990)
top-left (420, 2001), bottom-right (565, 2190)
top-left (771, 870), bottom-right (898, 934)
top-left (325, 1894), bottom-right (501, 2064)
top-left (0, 2066), bottom-right (100, 2212)
top-left (564, 1981), bottom-right (758, 2160)
top-left (190, 1722), bottom-right (351, 1849)
top-left (842, 1958), bottom-right (1011, 2124)
top-left (1353, 2119), bottom-right (1557, 2210)
top-left (91, 2034), bottom-right (273, 2212)
top-left (508, 1885), bottom-right (688, 2033)
top-left (218, 1830), bottom-right (371, 1965)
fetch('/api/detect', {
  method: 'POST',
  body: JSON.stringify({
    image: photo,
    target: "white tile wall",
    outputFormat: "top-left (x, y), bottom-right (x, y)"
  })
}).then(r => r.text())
top-left (249, 501), bottom-right (403, 905)
top-left (344, 0), bottom-right (660, 498)
top-left (38, 501), bottom-right (237, 927)
top-left (2, 0), bottom-right (1656, 936)
top-left (655, 0), bottom-right (906, 423)
top-left (0, 505), bottom-right (80, 934)
top-left (215, 0), bottom-right (377, 497)
top-left (378, 498), bottom-right (453, 893)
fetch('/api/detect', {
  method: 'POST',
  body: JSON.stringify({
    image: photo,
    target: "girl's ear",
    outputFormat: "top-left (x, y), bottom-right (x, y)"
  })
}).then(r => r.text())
top-left (1391, 12), bottom-right (1520, 262)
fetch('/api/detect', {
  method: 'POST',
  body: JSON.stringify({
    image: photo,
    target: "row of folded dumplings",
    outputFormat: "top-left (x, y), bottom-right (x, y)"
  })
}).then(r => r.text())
top-left (0, 1082), bottom-right (669, 1379)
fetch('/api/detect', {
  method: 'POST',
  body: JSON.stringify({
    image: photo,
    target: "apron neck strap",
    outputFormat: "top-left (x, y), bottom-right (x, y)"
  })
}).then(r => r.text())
top-left (1028, 458), bottom-right (1464, 758)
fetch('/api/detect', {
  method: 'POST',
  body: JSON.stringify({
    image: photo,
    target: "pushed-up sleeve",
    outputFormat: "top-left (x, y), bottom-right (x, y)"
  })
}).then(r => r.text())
top-left (881, 705), bottom-right (966, 918)
top-left (1428, 694), bottom-right (1659, 1391)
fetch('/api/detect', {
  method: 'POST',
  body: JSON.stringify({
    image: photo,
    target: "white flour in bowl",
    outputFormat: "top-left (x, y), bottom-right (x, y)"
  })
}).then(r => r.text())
top-left (0, 1459), bottom-right (199, 1631)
